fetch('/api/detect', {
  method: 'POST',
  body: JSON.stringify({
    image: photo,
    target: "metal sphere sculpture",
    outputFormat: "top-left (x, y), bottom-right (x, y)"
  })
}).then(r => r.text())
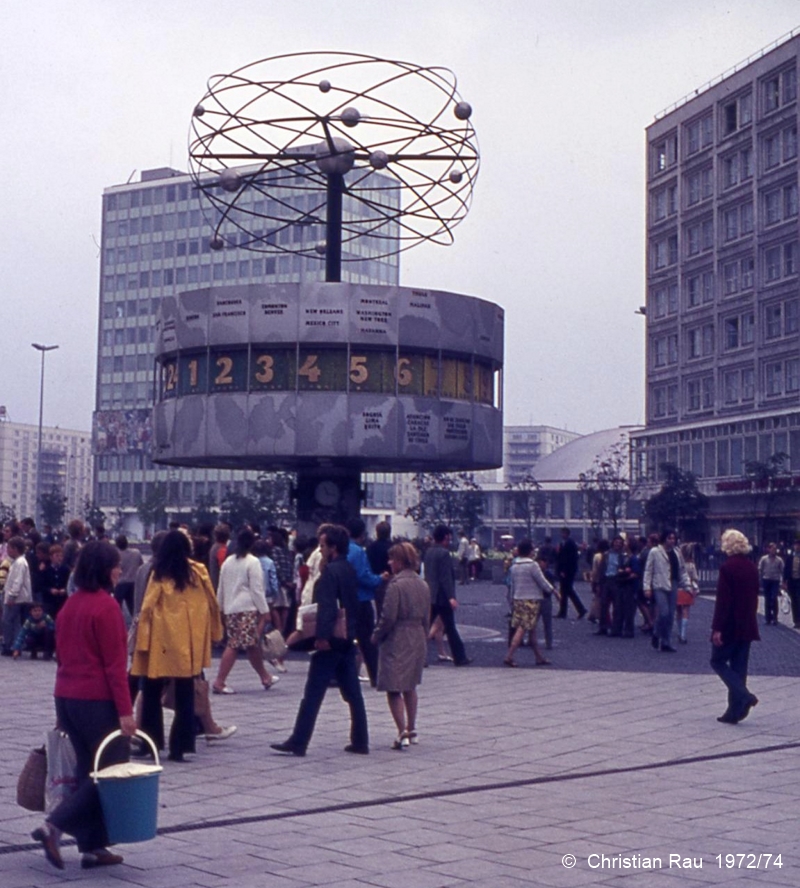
top-left (188, 51), bottom-right (479, 270)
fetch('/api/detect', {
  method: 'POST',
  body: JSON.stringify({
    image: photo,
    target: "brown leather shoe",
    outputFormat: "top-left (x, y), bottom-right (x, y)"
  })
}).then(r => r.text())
top-left (31, 827), bottom-right (64, 870)
top-left (81, 849), bottom-right (124, 868)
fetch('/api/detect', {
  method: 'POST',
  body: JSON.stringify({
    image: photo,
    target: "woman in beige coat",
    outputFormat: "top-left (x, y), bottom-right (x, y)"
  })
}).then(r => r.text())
top-left (131, 531), bottom-right (223, 761)
top-left (371, 542), bottom-right (430, 750)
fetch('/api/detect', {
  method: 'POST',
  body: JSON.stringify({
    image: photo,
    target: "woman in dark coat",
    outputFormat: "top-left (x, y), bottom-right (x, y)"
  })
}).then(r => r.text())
top-left (710, 528), bottom-right (760, 724)
top-left (371, 542), bottom-right (430, 749)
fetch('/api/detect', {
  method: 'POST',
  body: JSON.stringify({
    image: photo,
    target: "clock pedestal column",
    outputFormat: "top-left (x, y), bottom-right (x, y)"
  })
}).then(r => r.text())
top-left (294, 467), bottom-right (364, 540)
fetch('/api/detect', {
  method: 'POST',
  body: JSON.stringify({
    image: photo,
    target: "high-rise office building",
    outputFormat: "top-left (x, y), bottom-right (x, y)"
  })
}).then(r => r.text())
top-left (631, 30), bottom-right (800, 543)
top-left (503, 425), bottom-right (581, 484)
top-left (95, 165), bottom-right (398, 534)
top-left (0, 417), bottom-right (93, 523)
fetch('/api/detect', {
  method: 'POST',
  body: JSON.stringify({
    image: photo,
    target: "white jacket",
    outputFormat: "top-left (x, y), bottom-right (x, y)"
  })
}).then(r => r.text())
top-left (217, 553), bottom-right (268, 615)
top-left (643, 545), bottom-right (689, 593)
top-left (4, 555), bottom-right (33, 605)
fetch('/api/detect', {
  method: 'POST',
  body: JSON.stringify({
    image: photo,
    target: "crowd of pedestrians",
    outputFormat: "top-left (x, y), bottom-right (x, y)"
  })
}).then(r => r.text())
top-left (2, 510), bottom-right (789, 871)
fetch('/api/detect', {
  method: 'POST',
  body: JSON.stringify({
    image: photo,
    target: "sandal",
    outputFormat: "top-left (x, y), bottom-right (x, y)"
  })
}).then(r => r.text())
top-left (503, 658), bottom-right (517, 667)
top-left (535, 658), bottom-right (551, 666)
top-left (263, 676), bottom-right (280, 690)
top-left (212, 684), bottom-right (235, 695)
top-left (391, 732), bottom-right (410, 750)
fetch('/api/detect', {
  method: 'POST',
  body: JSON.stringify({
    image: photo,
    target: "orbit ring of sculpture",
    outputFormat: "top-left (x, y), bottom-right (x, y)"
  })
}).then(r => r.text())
top-left (188, 51), bottom-right (479, 261)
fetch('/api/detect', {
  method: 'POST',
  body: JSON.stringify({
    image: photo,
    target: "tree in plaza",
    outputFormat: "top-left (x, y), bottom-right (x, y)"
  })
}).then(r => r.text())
top-left (82, 497), bottom-right (107, 530)
top-left (253, 471), bottom-right (296, 528)
top-left (219, 473), bottom-right (297, 531)
top-left (644, 463), bottom-right (709, 537)
top-left (135, 483), bottom-right (168, 538)
top-left (219, 488), bottom-right (260, 531)
top-left (744, 452), bottom-right (792, 546)
top-left (190, 492), bottom-right (219, 528)
top-left (578, 436), bottom-right (632, 537)
top-left (406, 472), bottom-right (484, 537)
top-left (505, 472), bottom-right (545, 539)
top-left (39, 486), bottom-right (67, 529)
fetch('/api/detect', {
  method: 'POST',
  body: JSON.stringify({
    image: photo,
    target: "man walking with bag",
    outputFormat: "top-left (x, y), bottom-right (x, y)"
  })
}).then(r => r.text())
top-left (271, 525), bottom-right (369, 756)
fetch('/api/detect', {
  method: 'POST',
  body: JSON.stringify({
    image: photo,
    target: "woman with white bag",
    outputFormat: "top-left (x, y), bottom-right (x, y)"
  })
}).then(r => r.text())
top-left (31, 541), bottom-right (136, 871)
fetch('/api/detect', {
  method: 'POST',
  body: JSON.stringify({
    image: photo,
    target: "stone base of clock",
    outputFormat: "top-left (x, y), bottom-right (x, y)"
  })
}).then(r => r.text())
top-left (293, 467), bottom-right (364, 540)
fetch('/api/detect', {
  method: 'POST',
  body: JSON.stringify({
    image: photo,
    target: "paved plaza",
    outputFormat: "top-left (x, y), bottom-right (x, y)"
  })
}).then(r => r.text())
top-left (2, 581), bottom-right (800, 887)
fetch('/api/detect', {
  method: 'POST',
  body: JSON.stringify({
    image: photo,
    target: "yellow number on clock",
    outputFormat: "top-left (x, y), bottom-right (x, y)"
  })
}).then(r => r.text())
top-left (255, 354), bottom-right (274, 384)
top-left (349, 355), bottom-right (368, 385)
top-left (214, 356), bottom-right (233, 386)
top-left (299, 354), bottom-right (321, 383)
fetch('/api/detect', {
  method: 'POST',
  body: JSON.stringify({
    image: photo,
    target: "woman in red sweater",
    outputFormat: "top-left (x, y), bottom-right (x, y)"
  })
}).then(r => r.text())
top-left (31, 540), bottom-right (136, 871)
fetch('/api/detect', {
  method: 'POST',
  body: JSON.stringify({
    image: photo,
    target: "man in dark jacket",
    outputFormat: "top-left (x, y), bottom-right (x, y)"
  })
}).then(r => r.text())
top-left (555, 527), bottom-right (587, 620)
top-left (423, 524), bottom-right (470, 666)
top-left (710, 529), bottom-right (760, 724)
top-left (271, 525), bottom-right (369, 756)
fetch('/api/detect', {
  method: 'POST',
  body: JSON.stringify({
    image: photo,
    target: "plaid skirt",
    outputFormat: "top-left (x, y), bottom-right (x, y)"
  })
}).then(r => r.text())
top-left (510, 599), bottom-right (542, 631)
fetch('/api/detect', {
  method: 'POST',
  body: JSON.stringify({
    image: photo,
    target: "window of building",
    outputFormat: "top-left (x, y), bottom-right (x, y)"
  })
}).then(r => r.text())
top-left (667, 384), bottom-right (678, 414)
top-left (742, 367), bottom-right (755, 400)
top-left (765, 245), bottom-right (782, 282)
top-left (765, 189), bottom-right (781, 225)
top-left (785, 242), bottom-right (798, 275)
top-left (787, 359), bottom-right (800, 393)
top-left (766, 304), bottom-right (783, 340)
top-left (723, 260), bottom-right (739, 295)
top-left (653, 387), bottom-right (667, 418)
top-left (701, 376), bottom-right (714, 409)
top-left (687, 379), bottom-right (701, 411)
top-left (667, 334), bottom-right (678, 364)
top-left (702, 219), bottom-right (714, 250)
top-left (742, 312), bottom-right (755, 345)
top-left (764, 76), bottom-right (781, 113)
top-left (723, 207), bottom-right (738, 241)
top-left (724, 317), bottom-right (739, 350)
top-left (764, 133), bottom-right (781, 169)
top-left (687, 225), bottom-right (701, 256)
top-left (722, 92), bottom-right (753, 136)
top-left (653, 338), bottom-right (667, 367)
top-left (785, 183), bottom-right (799, 218)
top-left (766, 362), bottom-right (783, 396)
top-left (723, 370), bottom-right (740, 404)
top-left (784, 125), bottom-right (798, 160)
top-left (785, 299), bottom-right (799, 334)
top-left (652, 134), bottom-right (677, 174)
top-left (667, 283), bottom-right (678, 314)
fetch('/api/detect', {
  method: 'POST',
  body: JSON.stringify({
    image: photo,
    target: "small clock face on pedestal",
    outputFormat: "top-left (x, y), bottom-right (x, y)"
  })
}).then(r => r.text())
top-left (314, 480), bottom-right (340, 507)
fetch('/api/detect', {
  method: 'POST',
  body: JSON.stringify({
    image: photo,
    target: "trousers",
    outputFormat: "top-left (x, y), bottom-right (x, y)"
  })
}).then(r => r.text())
top-left (49, 698), bottom-right (128, 852)
top-left (430, 601), bottom-right (467, 665)
top-left (288, 645), bottom-right (369, 752)
top-left (710, 640), bottom-right (752, 717)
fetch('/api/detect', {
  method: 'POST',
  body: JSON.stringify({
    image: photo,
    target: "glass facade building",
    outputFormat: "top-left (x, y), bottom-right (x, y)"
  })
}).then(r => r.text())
top-left (94, 164), bottom-right (398, 532)
top-left (632, 32), bottom-right (800, 543)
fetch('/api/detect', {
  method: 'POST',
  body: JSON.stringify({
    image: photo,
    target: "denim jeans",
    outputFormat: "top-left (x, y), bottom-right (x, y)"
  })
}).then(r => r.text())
top-left (710, 640), bottom-right (752, 717)
top-left (653, 585), bottom-right (677, 645)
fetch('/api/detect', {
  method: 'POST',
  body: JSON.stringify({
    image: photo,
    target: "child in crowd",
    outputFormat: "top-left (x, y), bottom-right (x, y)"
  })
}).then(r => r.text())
top-left (12, 603), bottom-right (56, 660)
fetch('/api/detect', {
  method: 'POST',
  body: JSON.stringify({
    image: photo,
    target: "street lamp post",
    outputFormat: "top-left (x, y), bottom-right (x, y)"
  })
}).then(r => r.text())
top-left (31, 343), bottom-right (59, 529)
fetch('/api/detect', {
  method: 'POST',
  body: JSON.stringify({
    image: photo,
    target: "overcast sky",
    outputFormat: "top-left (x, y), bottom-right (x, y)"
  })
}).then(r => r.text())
top-left (3, 0), bottom-right (800, 438)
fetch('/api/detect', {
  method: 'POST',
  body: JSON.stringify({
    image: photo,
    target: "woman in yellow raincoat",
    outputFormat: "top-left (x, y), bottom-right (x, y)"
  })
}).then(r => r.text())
top-left (131, 530), bottom-right (223, 762)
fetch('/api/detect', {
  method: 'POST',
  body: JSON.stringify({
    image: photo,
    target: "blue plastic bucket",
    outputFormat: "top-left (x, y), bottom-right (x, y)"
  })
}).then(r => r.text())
top-left (92, 730), bottom-right (162, 844)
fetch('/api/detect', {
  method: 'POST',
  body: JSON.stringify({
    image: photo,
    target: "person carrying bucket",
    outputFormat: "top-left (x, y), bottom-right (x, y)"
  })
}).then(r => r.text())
top-left (31, 541), bottom-right (137, 870)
